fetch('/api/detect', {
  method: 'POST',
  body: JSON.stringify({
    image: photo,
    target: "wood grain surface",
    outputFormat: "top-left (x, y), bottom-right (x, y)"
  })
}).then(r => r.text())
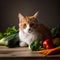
top-left (0, 46), bottom-right (45, 57)
top-left (0, 46), bottom-right (60, 57)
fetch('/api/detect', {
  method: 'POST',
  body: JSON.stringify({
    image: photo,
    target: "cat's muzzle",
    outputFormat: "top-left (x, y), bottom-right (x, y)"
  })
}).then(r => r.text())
top-left (28, 28), bottom-right (33, 33)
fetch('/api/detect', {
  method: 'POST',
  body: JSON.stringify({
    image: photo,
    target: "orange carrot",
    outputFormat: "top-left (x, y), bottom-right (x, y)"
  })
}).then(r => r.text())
top-left (38, 46), bottom-right (60, 55)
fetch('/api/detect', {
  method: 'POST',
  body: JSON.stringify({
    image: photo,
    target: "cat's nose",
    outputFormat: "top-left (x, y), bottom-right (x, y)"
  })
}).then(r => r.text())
top-left (28, 28), bottom-right (32, 33)
top-left (29, 28), bottom-right (31, 31)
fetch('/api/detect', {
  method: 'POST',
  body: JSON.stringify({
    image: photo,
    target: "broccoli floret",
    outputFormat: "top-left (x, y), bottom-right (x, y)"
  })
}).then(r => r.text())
top-left (30, 40), bottom-right (44, 51)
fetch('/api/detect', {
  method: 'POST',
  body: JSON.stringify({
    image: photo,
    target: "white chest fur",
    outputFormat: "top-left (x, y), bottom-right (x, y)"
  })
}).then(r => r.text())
top-left (19, 30), bottom-right (38, 45)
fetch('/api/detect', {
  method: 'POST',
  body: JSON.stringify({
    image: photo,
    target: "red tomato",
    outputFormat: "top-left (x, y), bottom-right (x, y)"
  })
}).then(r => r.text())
top-left (43, 39), bottom-right (53, 49)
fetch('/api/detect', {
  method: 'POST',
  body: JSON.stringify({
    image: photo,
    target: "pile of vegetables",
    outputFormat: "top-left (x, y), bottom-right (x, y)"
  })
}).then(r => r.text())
top-left (30, 27), bottom-right (60, 51)
top-left (51, 27), bottom-right (60, 47)
top-left (0, 26), bottom-right (19, 48)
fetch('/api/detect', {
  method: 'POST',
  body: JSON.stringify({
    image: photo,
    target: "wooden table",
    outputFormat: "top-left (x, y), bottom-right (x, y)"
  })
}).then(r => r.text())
top-left (0, 46), bottom-right (60, 60)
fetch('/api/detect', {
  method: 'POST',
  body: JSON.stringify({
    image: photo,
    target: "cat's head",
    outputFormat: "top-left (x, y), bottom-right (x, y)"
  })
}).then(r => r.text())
top-left (18, 12), bottom-right (39, 34)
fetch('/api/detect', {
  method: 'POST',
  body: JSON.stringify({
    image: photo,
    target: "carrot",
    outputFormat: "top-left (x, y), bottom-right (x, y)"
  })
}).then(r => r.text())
top-left (38, 46), bottom-right (60, 55)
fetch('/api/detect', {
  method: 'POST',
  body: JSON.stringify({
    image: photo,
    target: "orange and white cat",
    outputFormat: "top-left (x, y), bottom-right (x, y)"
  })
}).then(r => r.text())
top-left (18, 12), bottom-right (52, 49)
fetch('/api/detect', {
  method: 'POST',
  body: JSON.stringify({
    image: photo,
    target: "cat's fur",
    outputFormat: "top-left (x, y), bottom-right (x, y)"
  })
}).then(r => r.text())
top-left (18, 12), bottom-right (52, 49)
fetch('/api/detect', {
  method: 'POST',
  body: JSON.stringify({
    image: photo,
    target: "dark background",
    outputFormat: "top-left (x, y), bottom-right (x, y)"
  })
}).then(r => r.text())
top-left (0, 0), bottom-right (60, 32)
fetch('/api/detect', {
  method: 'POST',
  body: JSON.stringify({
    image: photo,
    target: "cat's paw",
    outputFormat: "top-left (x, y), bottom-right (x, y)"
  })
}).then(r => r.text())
top-left (19, 42), bottom-right (27, 47)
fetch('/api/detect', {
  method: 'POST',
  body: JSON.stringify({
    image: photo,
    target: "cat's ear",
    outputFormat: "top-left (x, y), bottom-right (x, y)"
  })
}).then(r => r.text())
top-left (18, 13), bottom-right (24, 22)
top-left (33, 12), bottom-right (39, 18)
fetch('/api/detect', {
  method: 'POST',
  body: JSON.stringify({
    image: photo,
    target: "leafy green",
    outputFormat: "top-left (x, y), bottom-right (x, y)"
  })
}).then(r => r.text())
top-left (4, 26), bottom-right (18, 36)
top-left (6, 33), bottom-right (19, 48)
top-left (30, 40), bottom-right (38, 51)
top-left (0, 33), bottom-right (19, 47)
top-left (0, 26), bottom-right (19, 48)
top-left (0, 33), bottom-right (16, 45)
top-left (0, 32), bottom-right (4, 39)
top-left (30, 40), bottom-right (44, 51)
top-left (50, 27), bottom-right (60, 38)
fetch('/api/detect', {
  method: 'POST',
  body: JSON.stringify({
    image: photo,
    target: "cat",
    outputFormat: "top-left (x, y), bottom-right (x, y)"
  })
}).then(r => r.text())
top-left (18, 12), bottom-right (52, 49)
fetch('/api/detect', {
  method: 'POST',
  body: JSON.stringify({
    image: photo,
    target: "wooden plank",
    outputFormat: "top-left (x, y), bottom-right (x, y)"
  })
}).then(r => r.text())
top-left (0, 46), bottom-right (45, 57)
top-left (0, 46), bottom-right (60, 57)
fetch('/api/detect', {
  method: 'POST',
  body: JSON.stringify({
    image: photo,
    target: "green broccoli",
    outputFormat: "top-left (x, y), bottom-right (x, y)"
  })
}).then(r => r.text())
top-left (30, 40), bottom-right (44, 51)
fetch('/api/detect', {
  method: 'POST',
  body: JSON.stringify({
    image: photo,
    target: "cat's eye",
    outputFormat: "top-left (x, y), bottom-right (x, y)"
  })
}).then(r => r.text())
top-left (30, 23), bottom-right (35, 27)
top-left (24, 24), bottom-right (26, 28)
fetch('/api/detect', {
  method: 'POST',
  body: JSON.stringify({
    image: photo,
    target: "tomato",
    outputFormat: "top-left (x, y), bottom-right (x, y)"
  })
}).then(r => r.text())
top-left (43, 39), bottom-right (53, 49)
